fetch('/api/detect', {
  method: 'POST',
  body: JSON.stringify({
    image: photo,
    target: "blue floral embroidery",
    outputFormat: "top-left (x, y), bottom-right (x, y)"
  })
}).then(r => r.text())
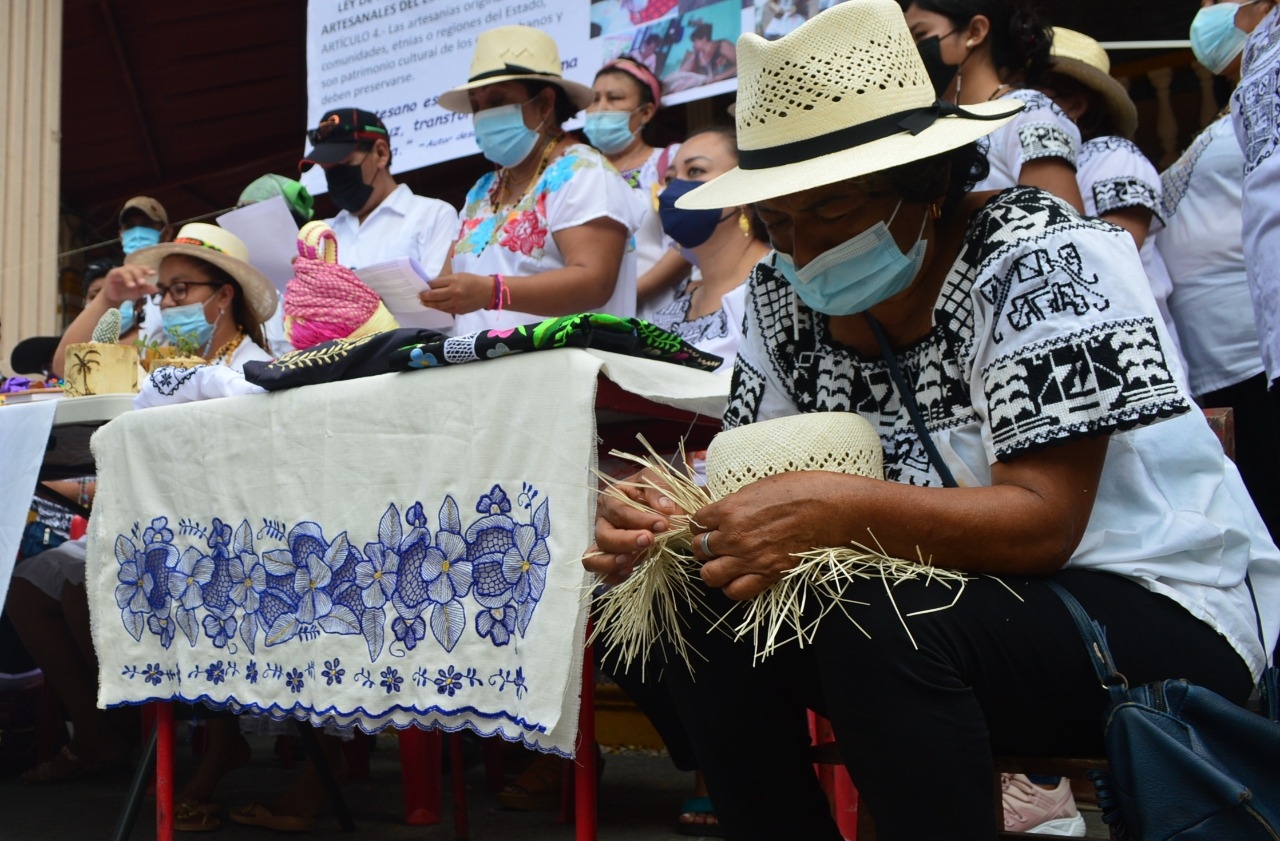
top-left (322, 658), bottom-right (345, 686)
top-left (205, 660), bottom-right (226, 685)
top-left (434, 666), bottom-right (466, 696)
top-left (285, 668), bottom-right (305, 694)
top-left (380, 666), bottom-right (403, 694)
top-left (112, 486), bottom-right (551, 664)
top-left (143, 663), bottom-right (164, 686)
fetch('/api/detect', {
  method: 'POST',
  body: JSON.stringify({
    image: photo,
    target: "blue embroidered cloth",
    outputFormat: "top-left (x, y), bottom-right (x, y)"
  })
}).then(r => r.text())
top-left (86, 351), bottom-right (607, 755)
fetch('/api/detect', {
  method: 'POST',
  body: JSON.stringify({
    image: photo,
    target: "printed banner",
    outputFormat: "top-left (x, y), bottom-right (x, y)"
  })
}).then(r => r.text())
top-left (304, 0), bottom-right (760, 190)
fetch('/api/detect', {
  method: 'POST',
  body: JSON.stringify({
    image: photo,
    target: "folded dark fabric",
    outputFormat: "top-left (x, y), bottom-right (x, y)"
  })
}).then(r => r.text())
top-left (242, 328), bottom-right (445, 391)
top-left (387, 313), bottom-right (724, 372)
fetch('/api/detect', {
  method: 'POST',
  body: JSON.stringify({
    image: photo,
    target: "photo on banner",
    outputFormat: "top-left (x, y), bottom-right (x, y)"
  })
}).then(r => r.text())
top-left (304, 0), bottom-right (747, 188)
top-left (752, 0), bottom-right (846, 39)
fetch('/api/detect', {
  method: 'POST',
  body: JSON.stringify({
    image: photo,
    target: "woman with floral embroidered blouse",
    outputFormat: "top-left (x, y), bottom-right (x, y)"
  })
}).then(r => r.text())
top-left (422, 25), bottom-right (639, 337)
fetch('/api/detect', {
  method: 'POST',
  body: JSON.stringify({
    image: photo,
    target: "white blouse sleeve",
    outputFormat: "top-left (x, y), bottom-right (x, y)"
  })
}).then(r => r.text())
top-left (964, 189), bottom-right (1190, 462)
top-left (991, 90), bottom-right (1081, 179)
top-left (543, 147), bottom-right (641, 236)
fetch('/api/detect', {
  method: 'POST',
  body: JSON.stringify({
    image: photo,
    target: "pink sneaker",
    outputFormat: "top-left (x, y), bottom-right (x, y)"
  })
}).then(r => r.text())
top-left (1001, 773), bottom-right (1086, 836)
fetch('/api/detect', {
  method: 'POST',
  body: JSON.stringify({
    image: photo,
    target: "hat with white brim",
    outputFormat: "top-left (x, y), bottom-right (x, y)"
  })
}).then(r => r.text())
top-left (1049, 27), bottom-right (1138, 141)
top-left (677, 0), bottom-right (1021, 210)
top-left (437, 26), bottom-right (594, 114)
top-left (125, 222), bottom-right (278, 324)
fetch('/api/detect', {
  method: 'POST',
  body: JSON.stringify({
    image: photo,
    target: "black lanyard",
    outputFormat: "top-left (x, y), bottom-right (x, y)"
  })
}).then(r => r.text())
top-left (864, 313), bottom-right (959, 489)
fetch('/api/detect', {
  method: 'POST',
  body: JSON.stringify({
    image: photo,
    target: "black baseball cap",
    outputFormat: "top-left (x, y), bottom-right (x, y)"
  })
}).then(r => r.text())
top-left (299, 108), bottom-right (389, 172)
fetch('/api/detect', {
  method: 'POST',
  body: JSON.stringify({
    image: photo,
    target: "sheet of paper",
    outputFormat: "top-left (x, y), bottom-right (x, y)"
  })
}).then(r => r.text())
top-left (356, 258), bottom-right (455, 331)
top-left (216, 197), bottom-right (300, 292)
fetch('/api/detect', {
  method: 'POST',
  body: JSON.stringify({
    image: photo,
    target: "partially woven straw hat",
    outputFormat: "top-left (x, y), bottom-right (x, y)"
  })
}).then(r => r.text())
top-left (705, 412), bottom-right (883, 499)
top-left (678, 0), bottom-right (1021, 210)
top-left (1049, 27), bottom-right (1138, 140)
top-left (284, 221), bottom-right (398, 350)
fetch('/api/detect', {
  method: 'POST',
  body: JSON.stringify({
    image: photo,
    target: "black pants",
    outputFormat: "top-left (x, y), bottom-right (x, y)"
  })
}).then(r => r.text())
top-left (608, 569), bottom-right (1253, 841)
top-left (1203, 373), bottom-right (1280, 541)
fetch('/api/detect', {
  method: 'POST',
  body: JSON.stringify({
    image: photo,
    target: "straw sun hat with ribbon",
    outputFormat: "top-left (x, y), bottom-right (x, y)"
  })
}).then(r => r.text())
top-left (677, 0), bottom-right (1023, 211)
top-left (125, 222), bottom-right (278, 323)
top-left (591, 413), bottom-right (970, 669)
top-left (1049, 27), bottom-right (1138, 140)
top-left (437, 25), bottom-right (594, 114)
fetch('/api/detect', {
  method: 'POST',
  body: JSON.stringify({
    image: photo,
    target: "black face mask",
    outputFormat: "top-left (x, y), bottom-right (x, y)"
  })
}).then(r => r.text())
top-left (917, 35), bottom-right (960, 97)
top-left (325, 162), bottom-right (374, 214)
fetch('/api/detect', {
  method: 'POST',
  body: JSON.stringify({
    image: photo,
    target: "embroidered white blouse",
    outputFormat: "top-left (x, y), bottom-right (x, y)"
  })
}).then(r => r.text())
top-left (1076, 135), bottom-right (1189, 390)
top-left (1160, 116), bottom-right (1264, 397)
top-left (972, 89), bottom-right (1081, 192)
top-left (646, 280), bottom-right (746, 374)
top-left (450, 144), bottom-right (640, 336)
top-left (726, 187), bottom-right (1280, 680)
top-left (1233, 6), bottom-right (1280, 383)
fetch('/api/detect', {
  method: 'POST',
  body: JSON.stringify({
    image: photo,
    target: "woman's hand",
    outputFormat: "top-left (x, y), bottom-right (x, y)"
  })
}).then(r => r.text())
top-left (419, 272), bottom-right (493, 314)
top-left (103, 265), bottom-right (158, 307)
top-left (586, 468), bottom-right (682, 586)
top-left (691, 472), bottom-right (852, 601)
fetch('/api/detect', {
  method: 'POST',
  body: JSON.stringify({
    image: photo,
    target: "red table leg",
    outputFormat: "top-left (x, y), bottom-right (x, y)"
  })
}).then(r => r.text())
top-left (399, 726), bottom-right (443, 825)
top-left (155, 702), bottom-right (174, 841)
top-left (574, 639), bottom-right (597, 841)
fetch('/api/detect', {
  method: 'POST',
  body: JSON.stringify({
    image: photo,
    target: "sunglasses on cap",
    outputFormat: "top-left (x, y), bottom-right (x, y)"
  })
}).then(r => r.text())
top-left (306, 115), bottom-right (389, 145)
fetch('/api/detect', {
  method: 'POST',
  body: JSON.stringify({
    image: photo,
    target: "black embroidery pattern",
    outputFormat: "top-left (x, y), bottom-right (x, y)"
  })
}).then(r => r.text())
top-left (979, 242), bottom-right (1111, 345)
top-left (1019, 123), bottom-right (1076, 165)
top-left (149, 365), bottom-right (204, 396)
top-left (728, 188), bottom-right (1154, 483)
top-left (983, 318), bottom-right (1187, 459)
top-left (649, 289), bottom-right (734, 345)
top-left (1077, 135), bottom-right (1143, 167)
top-left (1090, 177), bottom-right (1158, 217)
top-left (1234, 64), bottom-right (1280, 176)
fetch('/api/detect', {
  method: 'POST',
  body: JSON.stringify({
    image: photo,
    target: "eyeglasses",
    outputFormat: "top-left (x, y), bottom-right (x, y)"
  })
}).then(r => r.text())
top-left (148, 281), bottom-right (222, 306)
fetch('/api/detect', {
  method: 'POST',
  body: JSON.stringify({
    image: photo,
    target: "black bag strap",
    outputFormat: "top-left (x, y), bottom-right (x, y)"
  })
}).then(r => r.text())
top-left (865, 314), bottom-right (959, 489)
top-left (1044, 581), bottom-right (1131, 701)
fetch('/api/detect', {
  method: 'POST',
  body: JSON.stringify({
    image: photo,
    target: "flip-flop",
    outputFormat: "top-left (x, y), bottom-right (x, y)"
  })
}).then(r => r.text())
top-left (677, 795), bottom-right (725, 837)
top-left (21, 745), bottom-right (129, 785)
top-left (174, 801), bottom-right (221, 833)
top-left (228, 801), bottom-right (315, 833)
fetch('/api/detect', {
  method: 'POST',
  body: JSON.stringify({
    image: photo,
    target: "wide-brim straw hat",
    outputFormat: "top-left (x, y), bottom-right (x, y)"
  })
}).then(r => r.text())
top-left (437, 26), bottom-right (594, 114)
top-left (125, 222), bottom-right (279, 323)
top-left (1049, 27), bottom-right (1138, 140)
top-left (705, 412), bottom-right (884, 498)
top-left (678, 0), bottom-right (1021, 210)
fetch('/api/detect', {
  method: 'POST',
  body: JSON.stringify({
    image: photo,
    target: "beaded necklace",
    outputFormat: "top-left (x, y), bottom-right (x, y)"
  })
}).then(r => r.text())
top-left (211, 328), bottom-right (245, 367)
top-left (488, 136), bottom-right (559, 213)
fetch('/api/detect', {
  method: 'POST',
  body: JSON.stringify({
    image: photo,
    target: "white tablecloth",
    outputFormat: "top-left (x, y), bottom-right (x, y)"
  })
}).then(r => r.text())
top-left (86, 349), bottom-right (728, 756)
top-left (0, 399), bottom-right (60, 613)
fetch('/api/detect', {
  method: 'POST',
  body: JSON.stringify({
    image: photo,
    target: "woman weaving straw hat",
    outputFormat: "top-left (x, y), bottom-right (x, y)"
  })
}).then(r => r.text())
top-left (586, 1), bottom-right (1280, 839)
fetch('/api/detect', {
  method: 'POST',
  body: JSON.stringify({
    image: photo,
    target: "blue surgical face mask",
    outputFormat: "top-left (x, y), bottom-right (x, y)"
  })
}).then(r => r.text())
top-left (118, 299), bottom-right (135, 330)
top-left (584, 109), bottom-right (638, 155)
top-left (472, 100), bottom-right (542, 168)
top-left (161, 301), bottom-right (219, 355)
top-left (773, 202), bottom-right (928, 316)
top-left (658, 179), bottom-right (733, 249)
top-left (121, 226), bottom-right (161, 255)
top-left (1191, 1), bottom-right (1256, 74)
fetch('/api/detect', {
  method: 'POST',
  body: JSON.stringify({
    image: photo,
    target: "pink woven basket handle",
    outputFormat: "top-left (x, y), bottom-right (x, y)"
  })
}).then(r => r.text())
top-left (298, 220), bottom-right (339, 263)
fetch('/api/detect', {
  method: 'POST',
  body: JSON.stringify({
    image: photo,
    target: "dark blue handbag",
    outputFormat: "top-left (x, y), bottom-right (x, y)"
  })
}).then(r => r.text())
top-left (1047, 580), bottom-right (1280, 841)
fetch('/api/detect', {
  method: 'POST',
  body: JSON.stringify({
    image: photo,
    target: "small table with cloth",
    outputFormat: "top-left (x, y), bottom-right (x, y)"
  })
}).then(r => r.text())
top-left (83, 348), bottom-right (727, 836)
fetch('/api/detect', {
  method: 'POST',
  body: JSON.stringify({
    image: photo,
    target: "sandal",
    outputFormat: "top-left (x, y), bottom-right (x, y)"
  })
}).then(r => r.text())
top-left (21, 745), bottom-right (128, 785)
top-left (227, 801), bottom-right (315, 833)
top-left (174, 801), bottom-right (221, 833)
top-left (497, 753), bottom-right (564, 811)
top-left (677, 795), bottom-right (724, 837)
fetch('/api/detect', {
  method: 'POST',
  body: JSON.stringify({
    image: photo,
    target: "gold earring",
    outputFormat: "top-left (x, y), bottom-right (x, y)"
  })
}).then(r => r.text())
top-left (928, 202), bottom-right (942, 220)
top-left (739, 208), bottom-right (751, 236)
top-left (965, 38), bottom-right (974, 48)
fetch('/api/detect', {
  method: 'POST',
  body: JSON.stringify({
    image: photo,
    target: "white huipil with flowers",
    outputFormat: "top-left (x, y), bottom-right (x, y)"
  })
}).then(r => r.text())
top-left (450, 144), bottom-right (640, 336)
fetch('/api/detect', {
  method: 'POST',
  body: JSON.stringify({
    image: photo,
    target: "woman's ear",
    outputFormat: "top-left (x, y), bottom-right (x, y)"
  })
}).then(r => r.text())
top-left (964, 14), bottom-right (991, 51)
top-left (638, 101), bottom-right (658, 126)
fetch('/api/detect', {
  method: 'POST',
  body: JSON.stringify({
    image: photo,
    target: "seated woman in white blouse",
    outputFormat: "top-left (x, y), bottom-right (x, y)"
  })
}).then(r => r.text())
top-left (420, 25), bottom-right (639, 336)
